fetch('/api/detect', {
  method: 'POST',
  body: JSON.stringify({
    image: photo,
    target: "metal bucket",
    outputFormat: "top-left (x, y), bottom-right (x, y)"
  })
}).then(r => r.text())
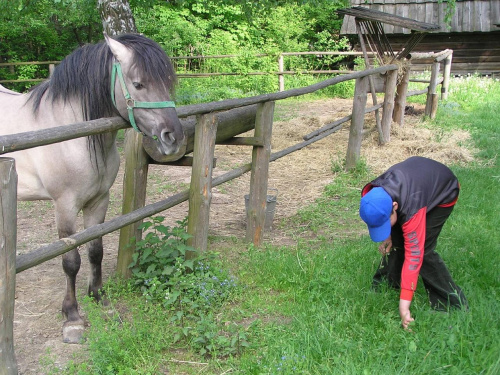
top-left (244, 188), bottom-right (278, 230)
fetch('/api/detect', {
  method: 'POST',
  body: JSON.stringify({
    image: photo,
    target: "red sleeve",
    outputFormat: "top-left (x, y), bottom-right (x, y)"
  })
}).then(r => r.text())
top-left (400, 207), bottom-right (427, 301)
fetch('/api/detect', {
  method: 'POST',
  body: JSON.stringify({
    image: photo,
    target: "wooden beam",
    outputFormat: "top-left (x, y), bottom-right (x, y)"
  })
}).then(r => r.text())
top-left (0, 117), bottom-right (128, 155)
top-left (0, 65), bottom-right (398, 157)
top-left (143, 105), bottom-right (258, 163)
top-left (355, 19), bottom-right (384, 145)
top-left (425, 61), bottom-right (440, 118)
top-left (173, 65), bottom-right (397, 118)
top-left (187, 114), bottom-right (218, 255)
top-left (393, 66), bottom-right (411, 126)
top-left (116, 131), bottom-right (149, 279)
top-left (346, 76), bottom-right (369, 170)
top-left (441, 52), bottom-right (453, 100)
top-left (0, 158), bottom-right (18, 375)
top-left (302, 104), bottom-right (382, 141)
top-left (150, 156), bottom-right (217, 168)
top-left (407, 89), bottom-right (428, 97)
top-left (246, 102), bottom-right (275, 246)
top-left (16, 189), bottom-right (190, 273)
top-left (381, 68), bottom-right (399, 143)
top-left (217, 137), bottom-right (264, 146)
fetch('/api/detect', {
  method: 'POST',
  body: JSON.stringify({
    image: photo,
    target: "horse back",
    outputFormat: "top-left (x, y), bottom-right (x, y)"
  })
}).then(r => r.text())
top-left (0, 84), bottom-right (21, 96)
top-left (0, 91), bottom-right (120, 204)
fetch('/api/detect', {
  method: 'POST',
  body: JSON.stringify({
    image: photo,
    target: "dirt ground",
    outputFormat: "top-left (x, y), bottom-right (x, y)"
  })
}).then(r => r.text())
top-left (12, 98), bottom-right (475, 373)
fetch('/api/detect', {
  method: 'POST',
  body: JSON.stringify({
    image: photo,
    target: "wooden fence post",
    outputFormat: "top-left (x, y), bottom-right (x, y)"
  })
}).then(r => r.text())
top-left (345, 76), bottom-right (368, 171)
top-left (380, 69), bottom-right (399, 144)
top-left (278, 54), bottom-right (285, 92)
top-left (0, 157), bottom-right (19, 375)
top-left (355, 20), bottom-right (383, 144)
top-left (425, 61), bottom-right (440, 119)
top-left (441, 52), bottom-right (452, 100)
top-left (246, 101), bottom-right (275, 246)
top-left (116, 131), bottom-right (149, 278)
top-left (393, 66), bottom-right (411, 127)
top-left (187, 113), bottom-right (218, 257)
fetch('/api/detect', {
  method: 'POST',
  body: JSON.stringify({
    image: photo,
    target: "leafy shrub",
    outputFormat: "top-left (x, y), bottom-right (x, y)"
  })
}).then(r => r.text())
top-left (129, 216), bottom-right (195, 292)
top-left (128, 216), bottom-right (246, 357)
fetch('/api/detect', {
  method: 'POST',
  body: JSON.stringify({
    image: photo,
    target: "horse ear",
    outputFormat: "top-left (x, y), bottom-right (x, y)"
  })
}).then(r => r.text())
top-left (104, 34), bottom-right (132, 63)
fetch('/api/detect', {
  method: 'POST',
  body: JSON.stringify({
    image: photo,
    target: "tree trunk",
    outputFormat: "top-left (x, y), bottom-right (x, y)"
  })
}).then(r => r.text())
top-left (97, 0), bottom-right (138, 35)
top-left (96, 1), bottom-right (149, 279)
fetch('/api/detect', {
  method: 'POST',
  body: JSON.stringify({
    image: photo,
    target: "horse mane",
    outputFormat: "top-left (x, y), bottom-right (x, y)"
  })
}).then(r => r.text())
top-left (27, 34), bottom-right (177, 169)
top-left (28, 33), bottom-right (177, 121)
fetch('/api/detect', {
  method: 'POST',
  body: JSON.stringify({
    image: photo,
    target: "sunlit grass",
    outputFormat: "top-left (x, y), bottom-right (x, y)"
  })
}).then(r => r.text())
top-left (51, 76), bottom-right (500, 374)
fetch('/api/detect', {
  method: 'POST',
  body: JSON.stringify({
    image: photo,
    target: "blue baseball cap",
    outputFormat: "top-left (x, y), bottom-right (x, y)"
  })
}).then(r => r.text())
top-left (359, 187), bottom-right (393, 242)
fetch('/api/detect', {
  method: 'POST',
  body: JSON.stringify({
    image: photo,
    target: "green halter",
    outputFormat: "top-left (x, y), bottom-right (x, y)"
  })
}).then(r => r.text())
top-left (110, 62), bottom-right (175, 133)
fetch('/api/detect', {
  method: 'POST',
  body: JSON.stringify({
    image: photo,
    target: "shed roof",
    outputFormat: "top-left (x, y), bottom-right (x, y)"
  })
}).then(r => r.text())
top-left (337, 6), bottom-right (440, 32)
top-left (336, 6), bottom-right (439, 63)
top-left (340, 0), bottom-right (500, 35)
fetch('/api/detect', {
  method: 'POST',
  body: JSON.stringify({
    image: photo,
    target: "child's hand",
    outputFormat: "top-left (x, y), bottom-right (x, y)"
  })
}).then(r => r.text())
top-left (399, 299), bottom-right (414, 331)
top-left (378, 236), bottom-right (392, 255)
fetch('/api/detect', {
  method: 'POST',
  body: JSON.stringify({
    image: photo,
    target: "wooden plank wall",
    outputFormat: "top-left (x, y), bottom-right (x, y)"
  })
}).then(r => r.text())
top-left (341, 1), bottom-right (500, 34)
top-left (340, 1), bottom-right (500, 75)
top-left (389, 32), bottom-right (500, 75)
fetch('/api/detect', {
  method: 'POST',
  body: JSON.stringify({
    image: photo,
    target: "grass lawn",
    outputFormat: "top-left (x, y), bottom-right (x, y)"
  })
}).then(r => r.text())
top-left (49, 76), bottom-right (500, 375)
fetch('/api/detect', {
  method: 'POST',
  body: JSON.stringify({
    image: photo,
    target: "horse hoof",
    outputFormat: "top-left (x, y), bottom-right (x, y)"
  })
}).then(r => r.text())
top-left (62, 322), bottom-right (85, 344)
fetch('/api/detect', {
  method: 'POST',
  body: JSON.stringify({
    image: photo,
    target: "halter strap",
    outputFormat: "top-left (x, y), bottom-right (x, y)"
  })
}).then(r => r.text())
top-left (111, 62), bottom-right (176, 133)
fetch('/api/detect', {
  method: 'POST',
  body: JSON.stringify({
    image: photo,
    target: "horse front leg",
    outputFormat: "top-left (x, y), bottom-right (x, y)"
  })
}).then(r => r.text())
top-left (87, 237), bottom-right (104, 302)
top-left (56, 206), bottom-right (85, 344)
top-left (83, 192), bottom-right (110, 304)
top-left (61, 247), bottom-right (84, 343)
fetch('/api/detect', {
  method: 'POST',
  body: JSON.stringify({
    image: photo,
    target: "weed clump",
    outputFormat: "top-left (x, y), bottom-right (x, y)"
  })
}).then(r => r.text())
top-left (128, 216), bottom-right (247, 357)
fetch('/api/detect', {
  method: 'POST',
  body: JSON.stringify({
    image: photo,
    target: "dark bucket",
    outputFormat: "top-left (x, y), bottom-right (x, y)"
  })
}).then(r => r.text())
top-left (244, 189), bottom-right (277, 230)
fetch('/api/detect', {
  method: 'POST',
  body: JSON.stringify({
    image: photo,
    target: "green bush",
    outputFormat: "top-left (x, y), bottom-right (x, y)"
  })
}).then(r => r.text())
top-left (127, 216), bottom-right (244, 358)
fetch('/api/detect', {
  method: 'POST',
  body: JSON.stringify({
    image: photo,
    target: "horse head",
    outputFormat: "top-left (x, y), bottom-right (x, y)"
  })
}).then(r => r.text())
top-left (105, 34), bottom-right (185, 156)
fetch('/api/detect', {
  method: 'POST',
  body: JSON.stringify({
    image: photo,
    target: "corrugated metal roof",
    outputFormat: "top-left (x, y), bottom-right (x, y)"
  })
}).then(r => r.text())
top-left (340, 0), bottom-right (500, 34)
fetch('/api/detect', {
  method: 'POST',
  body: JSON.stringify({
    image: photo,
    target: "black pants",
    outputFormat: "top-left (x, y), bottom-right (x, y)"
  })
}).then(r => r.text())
top-left (372, 205), bottom-right (468, 310)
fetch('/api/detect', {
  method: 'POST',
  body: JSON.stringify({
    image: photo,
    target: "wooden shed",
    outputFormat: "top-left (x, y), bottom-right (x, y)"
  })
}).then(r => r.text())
top-left (340, 0), bottom-right (500, 76)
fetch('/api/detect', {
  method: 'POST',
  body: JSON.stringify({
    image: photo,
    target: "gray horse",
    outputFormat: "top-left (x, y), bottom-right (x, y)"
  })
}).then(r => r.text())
top-left (0, 34), bottom-right (185, 343)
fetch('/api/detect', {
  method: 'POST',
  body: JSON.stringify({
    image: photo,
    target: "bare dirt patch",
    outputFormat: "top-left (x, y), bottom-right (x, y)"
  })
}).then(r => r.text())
top-left (12, 98), bottom-right (475, 373)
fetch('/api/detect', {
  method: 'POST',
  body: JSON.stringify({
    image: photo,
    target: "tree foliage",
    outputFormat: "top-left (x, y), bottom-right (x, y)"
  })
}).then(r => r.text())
top-left (0, 0), bottom-right (350, 91)
top-left (0, 0), bottom-right (101, 60)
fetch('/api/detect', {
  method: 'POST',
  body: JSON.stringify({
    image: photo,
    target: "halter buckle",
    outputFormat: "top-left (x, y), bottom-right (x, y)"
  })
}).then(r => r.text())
top-left (126, 98), bottom-right (135, 109)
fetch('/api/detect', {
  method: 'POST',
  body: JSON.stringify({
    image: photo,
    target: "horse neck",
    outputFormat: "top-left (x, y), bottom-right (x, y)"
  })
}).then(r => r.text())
top-left (88, 130), bottom-right (119, 171)
top-left (32, 93), bottom-right (119, 166)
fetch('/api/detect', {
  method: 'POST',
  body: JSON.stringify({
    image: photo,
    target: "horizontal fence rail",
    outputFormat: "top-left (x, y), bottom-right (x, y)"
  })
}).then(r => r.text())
top-left (0, 65), bottom-right (397, 155)
top-left (0, 50), bottom-right (371, 87)
top-left (6, 64), bottom-right (394, 273)
top-left (4, 64), bottom-right (396, 272)
top-left (0, 50), bottom-right (452, 96)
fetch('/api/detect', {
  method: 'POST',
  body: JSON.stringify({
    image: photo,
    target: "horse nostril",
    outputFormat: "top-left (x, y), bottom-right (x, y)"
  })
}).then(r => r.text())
top-left (160, 129), bottom-right (175, 145)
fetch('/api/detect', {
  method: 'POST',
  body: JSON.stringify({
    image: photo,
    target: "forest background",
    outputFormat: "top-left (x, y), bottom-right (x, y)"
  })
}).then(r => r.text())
top-left (0, 0), bottom-right (355, 100)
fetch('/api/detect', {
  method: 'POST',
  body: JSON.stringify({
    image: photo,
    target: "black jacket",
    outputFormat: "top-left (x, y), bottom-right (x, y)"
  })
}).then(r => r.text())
top-left (361, 156), bottom-right (459, 301)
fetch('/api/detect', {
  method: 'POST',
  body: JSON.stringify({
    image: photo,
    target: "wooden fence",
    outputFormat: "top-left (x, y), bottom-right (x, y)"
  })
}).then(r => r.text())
top-left (0, 50), bottom-right (373, 91)
top-left (0, 50), bottom-right (450, 373)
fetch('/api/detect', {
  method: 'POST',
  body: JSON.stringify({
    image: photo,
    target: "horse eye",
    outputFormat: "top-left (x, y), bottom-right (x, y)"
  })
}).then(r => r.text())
top-left (132, 82), bottom-right (144, 90)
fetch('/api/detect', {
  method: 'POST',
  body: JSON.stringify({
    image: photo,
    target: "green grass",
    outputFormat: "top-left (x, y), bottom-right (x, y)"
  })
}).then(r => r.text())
top-left (48, 76), bottom-right (500, 374)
